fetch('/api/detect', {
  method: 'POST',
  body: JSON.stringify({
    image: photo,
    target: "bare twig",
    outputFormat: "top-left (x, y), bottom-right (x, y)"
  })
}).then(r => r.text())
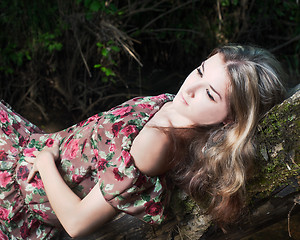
top-left (100, 20), bottom-right (143, 66)
top-left (71, 23), bottom-right (92, 78)
top-left (146, 28), bottom-right (204, 36)
top-left (288, 203), bottom-right (296, 238)
top-left (141, 0), bottom-right (200, 31)
top-left (121, 0), bottom-right (168, 18)
top-left (288, 195), bottom-right (300, 238)
top-left (216, 0), bottom-right (223, 31)
top-left (270, 34), bottom-right (300, 52)
top-left (177, 225), bottom-right (183, 240)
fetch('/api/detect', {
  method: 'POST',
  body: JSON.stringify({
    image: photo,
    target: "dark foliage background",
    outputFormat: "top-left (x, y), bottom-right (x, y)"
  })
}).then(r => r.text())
top-left (0, 0), bottom-right (299, 130)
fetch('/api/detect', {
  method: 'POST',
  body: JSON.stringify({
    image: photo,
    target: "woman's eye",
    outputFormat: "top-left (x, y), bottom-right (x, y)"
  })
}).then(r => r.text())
top-left (197, 68), bottom-right (203, 77)
top-left (206, 89), bottom-right (215, 101)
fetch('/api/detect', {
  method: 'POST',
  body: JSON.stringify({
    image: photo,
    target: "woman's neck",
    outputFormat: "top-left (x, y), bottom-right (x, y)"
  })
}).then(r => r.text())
top-left (151, 102), bottom-right (194, 128)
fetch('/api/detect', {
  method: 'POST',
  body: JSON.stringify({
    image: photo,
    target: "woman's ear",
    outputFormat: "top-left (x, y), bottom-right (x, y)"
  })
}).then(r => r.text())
top-left (222, 118), bottom-right (233, 125)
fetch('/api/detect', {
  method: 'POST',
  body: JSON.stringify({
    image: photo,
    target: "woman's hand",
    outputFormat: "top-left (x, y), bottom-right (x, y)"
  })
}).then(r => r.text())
top-left (24, 140), bottom-right (60, 182)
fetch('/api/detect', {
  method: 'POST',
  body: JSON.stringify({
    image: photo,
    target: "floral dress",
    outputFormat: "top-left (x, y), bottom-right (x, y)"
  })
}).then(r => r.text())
top-left (0, 94), bottom-right (175, 239)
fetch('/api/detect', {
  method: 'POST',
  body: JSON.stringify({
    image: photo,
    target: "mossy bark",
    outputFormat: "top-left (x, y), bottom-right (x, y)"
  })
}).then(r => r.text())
top-left (60, 91), bottom-right (300, 240)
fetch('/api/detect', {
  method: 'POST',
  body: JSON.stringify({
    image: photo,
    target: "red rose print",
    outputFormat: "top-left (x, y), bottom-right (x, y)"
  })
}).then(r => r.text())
top-left (17, 166), bottom-right (29, 181)
top-left (10, 146), bottom-right (18, 155)
top-left (134, 174), bottom-right (147, 188)
top-left (121, 125), bottom-right (137, 137)
top-left (0, 110), bottom-right (9, 123)
top-left (138, 103), bottom-right (153, 110)
top-left (23, 147), bottom-right (37, 157)
top-left (144, 201), bottom-right (163, 216)
top-left (64, 139), bottom-right (79, 160)
top-left (3, 127), bottom-right (12, 136)
top-left (86, 114), bottom-right (100, 124)
top-left (28, 127), bottom-right (37, 133)
top-left (72, 174), bottom-right (84, 183)
top-left (0, 229), bottom-right (9, 240)
top-left (109, 143), bottom-right (116, 152)
top-left (0, 150), bottom-right (7, 160)
top-left (30, 218), bottom-right (41, 231)
top-left (150, 95), bottom-right (165, 101)
top-left (32, 209), bottom-right (48, 221)
top-left (77, 120), bottom-right (85, 127)
top-left (12, 122), bottom-right (21, 130)
top-left (98, 159), bottom-right (108, 171)
top-left (31, 175), bottom-right (44, 189)
top-left (113, 168), bottom-right (124, 181)
top-left (112, 106), bottom-right (133, 117)
top-left (10, 207), bottom-right (22, 222)
top-left (0, 207), bottom-right (9, 220)
top-left (18, 136), bottom-right (27, 147)
top-left (20, 221), bottom-right (30, 239)
top-left (64, 135), bottom-right (74, 147)
top-left (93, 148), bottom-right (99, 161)
top-left (0, 171), bottom-right (12, 188)
top-left (45, 138), bottom-right (54, 147)
top-left (112, 121), bottom-right (124, 137)
top-left (121, 150), bottom-right (132, 166)
top-left (132, 97), bottom-right (140, 101)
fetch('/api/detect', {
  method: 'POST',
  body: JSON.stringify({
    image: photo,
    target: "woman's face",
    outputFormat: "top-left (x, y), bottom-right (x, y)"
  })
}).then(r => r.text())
top-left (172, 53), bottom-right (231, 126)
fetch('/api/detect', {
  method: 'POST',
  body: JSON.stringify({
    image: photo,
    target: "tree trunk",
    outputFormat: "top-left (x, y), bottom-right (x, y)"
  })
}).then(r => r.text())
top-left (60, 90), bottom-right (300, 240)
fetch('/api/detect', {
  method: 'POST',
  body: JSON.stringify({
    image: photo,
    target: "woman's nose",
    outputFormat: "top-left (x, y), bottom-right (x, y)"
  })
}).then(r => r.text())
top-left (186, 87), bottom-right (195, 98)
top-left (186, 81), bottom-right (202, 98)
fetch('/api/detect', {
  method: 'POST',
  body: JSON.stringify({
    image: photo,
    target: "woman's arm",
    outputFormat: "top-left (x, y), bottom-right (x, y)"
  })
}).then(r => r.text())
top-left (25, 142), bottom-right (119, 238)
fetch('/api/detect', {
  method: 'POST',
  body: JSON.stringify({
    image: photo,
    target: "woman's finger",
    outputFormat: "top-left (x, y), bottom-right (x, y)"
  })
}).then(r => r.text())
top-left (24, 156), bottom-right (35, 164)
top-left (27, 167), bottom-right (37, 183)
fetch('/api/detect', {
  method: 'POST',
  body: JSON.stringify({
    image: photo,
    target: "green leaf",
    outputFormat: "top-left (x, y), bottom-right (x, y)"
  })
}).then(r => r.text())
top-left (154, 181), bottom-right (162, 193)
top-left (101, 67), bottom-right (116, 77)
top-left (101, 48), bottom-right (109, 57)
top-left (102, 77), bottom-right (108, 83)
top-left (143, 215), bottom-right (152, 222)
top-left (110, 46), bottom-right (120, 52)
top-left (96, 42), bottom-right (104, 48)
top-left (134, 199), bottom-right (145, 207)
top-left (141, 194), bottom-right (151, 202)
top-left (90, 1), bottom-right (101, 12)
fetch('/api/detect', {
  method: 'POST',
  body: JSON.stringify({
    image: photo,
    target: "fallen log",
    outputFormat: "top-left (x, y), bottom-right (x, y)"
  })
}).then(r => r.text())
top-left (60, 90), bottom-right (300, 240)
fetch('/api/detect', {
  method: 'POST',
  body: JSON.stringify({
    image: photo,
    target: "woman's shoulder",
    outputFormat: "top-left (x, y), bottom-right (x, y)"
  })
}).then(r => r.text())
top-left (130, 118), bottom-right (172, 177)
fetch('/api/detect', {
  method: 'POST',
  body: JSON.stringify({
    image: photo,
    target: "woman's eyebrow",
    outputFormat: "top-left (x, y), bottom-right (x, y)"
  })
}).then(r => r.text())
top-left (201, 61), bottom-right (205, 74)
top-left (210, 85), bottom-right (222, 100)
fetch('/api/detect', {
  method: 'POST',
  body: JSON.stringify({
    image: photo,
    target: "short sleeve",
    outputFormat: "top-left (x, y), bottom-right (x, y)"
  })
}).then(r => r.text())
top-left (93, 94), bottom-right (174, 224)
top-left (99, 151), bottom-right (169, 224)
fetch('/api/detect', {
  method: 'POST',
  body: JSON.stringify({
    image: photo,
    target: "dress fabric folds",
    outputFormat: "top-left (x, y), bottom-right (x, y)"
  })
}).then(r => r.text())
top-left (0, 94), bottom-right (174, 239)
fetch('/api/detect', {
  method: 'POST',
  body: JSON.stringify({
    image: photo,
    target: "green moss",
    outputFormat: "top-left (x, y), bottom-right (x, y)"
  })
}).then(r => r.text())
top-left (169, 188), bottom-right (208, 220)
top-left (247, 156), bottom-right (300, 201)
top-left (182, 198), bottom-right (198, 213)
top-left (248, 95), bottom-right (300, 201)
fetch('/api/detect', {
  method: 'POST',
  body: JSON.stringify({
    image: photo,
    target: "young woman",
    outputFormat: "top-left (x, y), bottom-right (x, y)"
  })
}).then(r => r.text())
top-left (0, 44), bottom-right (286, 239)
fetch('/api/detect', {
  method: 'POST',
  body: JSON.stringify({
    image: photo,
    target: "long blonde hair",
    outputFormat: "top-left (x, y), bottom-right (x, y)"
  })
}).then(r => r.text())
top-left (169, 44), bottom-right (286, 225)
